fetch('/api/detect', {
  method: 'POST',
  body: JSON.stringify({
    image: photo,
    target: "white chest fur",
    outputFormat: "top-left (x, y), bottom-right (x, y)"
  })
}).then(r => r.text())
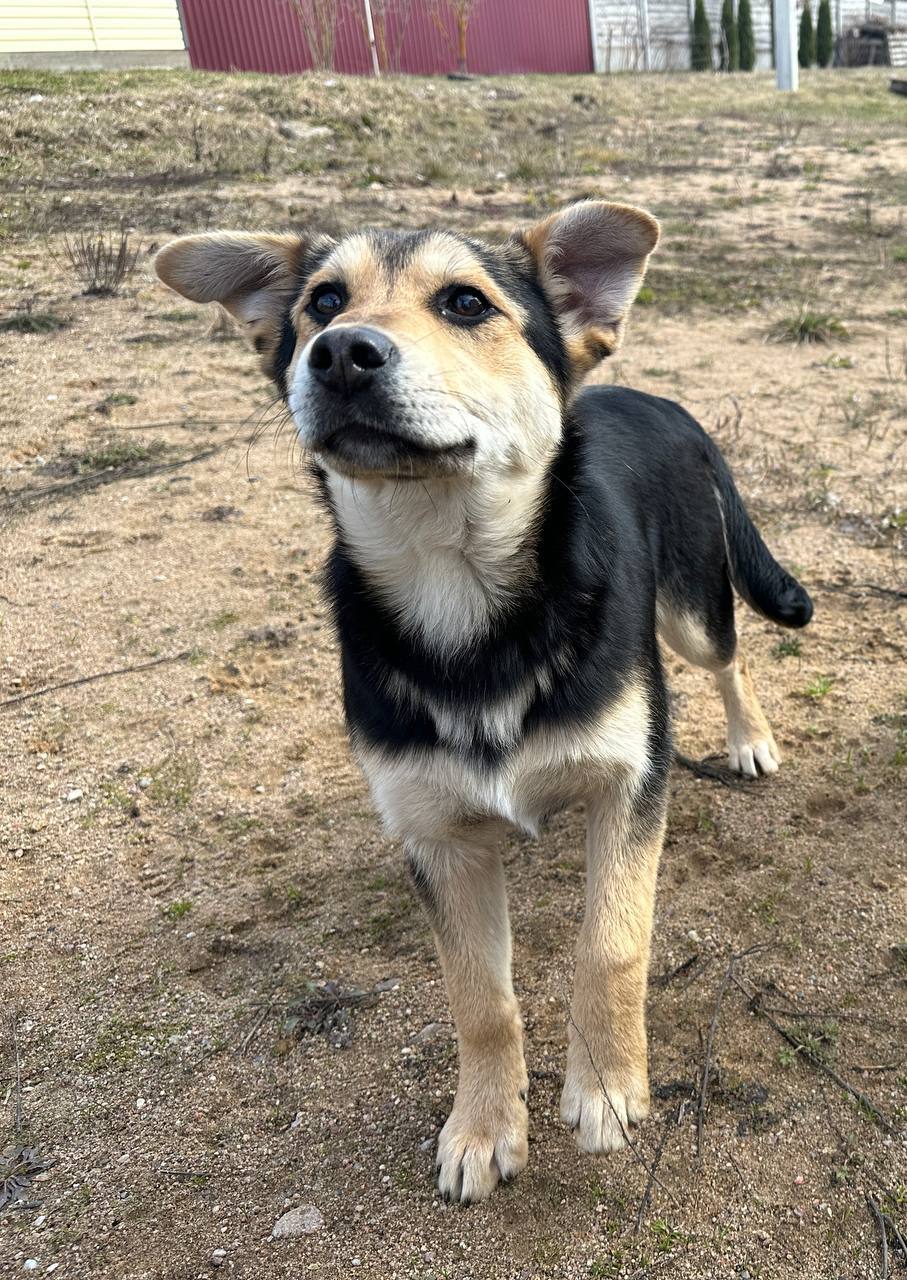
top-left (326, 470), bottom-right (545, 652)
top-left (356, 681), bottom-right (651, 843)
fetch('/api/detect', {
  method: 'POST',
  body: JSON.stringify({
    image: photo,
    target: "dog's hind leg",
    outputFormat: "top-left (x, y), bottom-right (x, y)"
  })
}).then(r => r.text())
top-left (714, 651), bottom-right (781, 777)
top-left (561, 783), bottom-right (666, 1154)
top-left (406, 832), bottom-right (529, 1204)
top-left (657, 597), bottom-right (781, 779)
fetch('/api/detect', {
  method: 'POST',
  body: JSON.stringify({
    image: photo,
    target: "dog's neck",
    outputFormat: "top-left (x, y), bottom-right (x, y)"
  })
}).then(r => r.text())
top-left (324, 465), bottom-right (550, 652)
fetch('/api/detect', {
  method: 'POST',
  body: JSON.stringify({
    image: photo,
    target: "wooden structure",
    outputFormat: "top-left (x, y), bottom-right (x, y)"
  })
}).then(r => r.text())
top-left (0, 0), bottom-right (188, 69)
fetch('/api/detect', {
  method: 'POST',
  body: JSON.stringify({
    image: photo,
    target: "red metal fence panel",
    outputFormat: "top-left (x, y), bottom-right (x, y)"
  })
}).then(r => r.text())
top-left (179, 0), bottom-right (593, 76)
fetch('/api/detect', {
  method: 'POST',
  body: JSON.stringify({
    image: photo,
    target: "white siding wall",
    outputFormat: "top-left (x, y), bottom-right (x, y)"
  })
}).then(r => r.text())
top-left (591, 0), bottom-right (777, 70)
top-left (0, 1), bottom-right (185, 54)
top-left (592, 0), bottom-right (904, 72)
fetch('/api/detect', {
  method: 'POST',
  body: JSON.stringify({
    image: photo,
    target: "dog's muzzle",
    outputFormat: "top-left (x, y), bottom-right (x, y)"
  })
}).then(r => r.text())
top-left (298, 325), bottom-right (475, 478)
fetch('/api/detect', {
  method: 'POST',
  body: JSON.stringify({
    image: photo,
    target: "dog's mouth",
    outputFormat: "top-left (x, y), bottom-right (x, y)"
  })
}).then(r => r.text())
top-left (312, 418), bottom-right (475, 479)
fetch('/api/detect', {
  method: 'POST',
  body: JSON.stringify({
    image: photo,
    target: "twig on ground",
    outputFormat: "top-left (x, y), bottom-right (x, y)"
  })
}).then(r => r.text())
top-left (651, 953), bottom-right (700, 989)
top-left (726, 1148), bottom-right (754, 1199)
top-left (758, 1002), bottom-right (906, 1032)
top-left (0, 444), bottom-right (224, 514)
top-left (634, 1103), bottom-right (678, 1232)
top-left (566, 1009), bottom-right (679, 1210)
top-left (0, 650), bottom-right (193, 711)
top-left (240, 997), bottom-right (279, 1055)
top-left (12, 1013), bottom-right (22, 1135)
top-left (819, 581), bottom-right (907, 602)
top-left (695, 945), bottom-right (766, 1165)
top-left (866, 1195), bottom-right (890, 1279)
top-left (159, 827), bottom-right (213, 849)
top-left (673, 752), bottom-right (752, 790)
top-left (733, 977), bottom-right (893, 1132)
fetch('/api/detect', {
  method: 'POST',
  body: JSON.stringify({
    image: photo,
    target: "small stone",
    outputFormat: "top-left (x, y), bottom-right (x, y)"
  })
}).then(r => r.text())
top-left (414, 1021), bottom-right (449, 1044)
top-left (271, 1205), bottom-right (324, 1238)
top-left (65, 788), bottom-right (83, 803)
top-left (374, 977), bottom-right (400, 992)
top-left (23, 1263), bottom-right (38, 1273)
top-left (210, 1248), bottom-right (227, 1267)
top-left (278, 121), bottom-right (332, 142)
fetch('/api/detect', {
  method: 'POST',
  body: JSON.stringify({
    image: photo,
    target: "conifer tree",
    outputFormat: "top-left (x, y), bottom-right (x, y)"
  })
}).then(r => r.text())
top-left (738, 0), bottom-right (756, 70)
top-left (719, 0), bottom-right (739, 69)
top-left (798, 1), bottom-right (815, 67)
top-left (816, 0), bottom-right (833, 66)
top-left (691, 0), bottom-right (713, 69)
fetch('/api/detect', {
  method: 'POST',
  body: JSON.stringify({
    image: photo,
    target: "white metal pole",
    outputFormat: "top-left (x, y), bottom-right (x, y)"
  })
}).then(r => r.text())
top-left (362, 0), bottom-right (381, 76)
top-left (773, 0), bottom-right (798, 90)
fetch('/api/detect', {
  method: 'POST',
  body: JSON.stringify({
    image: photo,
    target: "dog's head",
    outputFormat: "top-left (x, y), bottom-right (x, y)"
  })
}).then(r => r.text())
top-left (155, 201), bottom-right (658, 482)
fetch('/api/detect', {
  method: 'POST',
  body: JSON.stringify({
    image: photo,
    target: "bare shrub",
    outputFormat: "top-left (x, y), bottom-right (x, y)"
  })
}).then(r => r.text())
top-left (354, 0), bottom-right (413, 72)
top-left (286, 0), bottom-right (344, 70)
top-left (61, 231), bottom-right (140, 297)
top-left (425, 0), bottom-right (483, 73)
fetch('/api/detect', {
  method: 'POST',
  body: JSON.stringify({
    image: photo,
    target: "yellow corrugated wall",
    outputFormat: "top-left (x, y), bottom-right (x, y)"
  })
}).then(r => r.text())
top-left (0, 1), bottom-right (186, 53)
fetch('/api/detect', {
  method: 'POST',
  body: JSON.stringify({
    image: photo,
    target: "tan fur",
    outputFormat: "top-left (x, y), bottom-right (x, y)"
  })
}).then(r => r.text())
top-left (715, 654), bottom-right (781, 777)
top-left (561, 799), bottom-right (664, 1152)
top-left (153, 205), bottom-right (684, 1204)
top-left (521, 201), bottom-right (660, 373)
top-left (358, 678), bottom-right (653, 841)
top-left (155, 232), bottom-right (316, 378)
top-left (392, 681), bottom-right (656, 1200)
top-left (657, 600), bottom-right (781, 778)
top-left (409, 832), bottom-right (529, 1202)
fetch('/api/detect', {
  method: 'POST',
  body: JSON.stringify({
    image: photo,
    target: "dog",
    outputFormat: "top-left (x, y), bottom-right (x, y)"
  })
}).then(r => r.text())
top-left (155, 200), bottom-right (812, 1204)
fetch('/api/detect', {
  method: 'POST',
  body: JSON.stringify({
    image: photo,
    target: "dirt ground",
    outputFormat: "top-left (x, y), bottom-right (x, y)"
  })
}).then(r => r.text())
top-left (1, 67), bottom-right (905, 1280)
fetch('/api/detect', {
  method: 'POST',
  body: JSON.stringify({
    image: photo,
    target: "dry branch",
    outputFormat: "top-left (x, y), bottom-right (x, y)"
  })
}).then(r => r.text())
top-left (424, 0), bottom-right (482, 72)
top-left (0, 651), bottom-right (193, 712)
top-left (634, 1103), bottom-right (678, 1232)
top-left (0, 444), bottom-right (224, 515)
top-left (695, 945), bottom-right (766, 1165)
top-left (733, 976), bottom-right (893, 1132)
top-left (567, 1010), bottom-right (679, 1210)
top-left (674, 752), bottom-right (753, 790)
top-left (866, 1195), bottom-right (890, 1280)
top-left (286, 0), bottom-right (343, 69)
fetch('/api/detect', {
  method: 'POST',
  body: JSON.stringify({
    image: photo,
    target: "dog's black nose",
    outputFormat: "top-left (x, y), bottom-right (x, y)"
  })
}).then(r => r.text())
top-left (308, 326), bottom-right (397, 394)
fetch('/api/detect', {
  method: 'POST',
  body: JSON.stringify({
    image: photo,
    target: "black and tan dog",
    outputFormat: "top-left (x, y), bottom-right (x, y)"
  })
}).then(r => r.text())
top-left (156, 201), bottom-right (812, 1203)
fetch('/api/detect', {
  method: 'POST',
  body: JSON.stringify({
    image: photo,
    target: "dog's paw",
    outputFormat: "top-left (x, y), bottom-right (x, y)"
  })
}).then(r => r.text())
top-left (560, 1065), bottom-right (649, 1155)
top-left (436, 1093), bottom-right (528, 1204)
top-left (727, 731), bottom-right (781, 779)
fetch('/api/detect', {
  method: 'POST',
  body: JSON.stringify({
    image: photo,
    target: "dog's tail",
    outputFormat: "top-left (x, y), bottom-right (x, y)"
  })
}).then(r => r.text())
top-left (712, 455), bottom-right (813, 629)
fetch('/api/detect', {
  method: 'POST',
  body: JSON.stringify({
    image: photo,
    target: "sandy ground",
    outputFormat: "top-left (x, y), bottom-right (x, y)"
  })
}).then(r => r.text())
top-left (1, 67), bottom-right (905, 1279)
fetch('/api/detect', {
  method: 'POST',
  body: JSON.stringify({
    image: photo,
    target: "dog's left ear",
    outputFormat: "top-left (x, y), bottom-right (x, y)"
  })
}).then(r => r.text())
top-left (519, 200), bottom-right (659, 372)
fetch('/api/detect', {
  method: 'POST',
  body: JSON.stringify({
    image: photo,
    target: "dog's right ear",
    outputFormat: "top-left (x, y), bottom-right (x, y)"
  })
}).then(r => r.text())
top-left (154, 232), bottom-right (324, 345)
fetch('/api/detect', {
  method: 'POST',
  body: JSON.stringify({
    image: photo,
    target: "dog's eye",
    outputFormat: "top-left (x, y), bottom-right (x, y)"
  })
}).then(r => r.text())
top-left (442, 287), bottom-right (493, 324)
top-left (309, 283), bottom-right (346, 320)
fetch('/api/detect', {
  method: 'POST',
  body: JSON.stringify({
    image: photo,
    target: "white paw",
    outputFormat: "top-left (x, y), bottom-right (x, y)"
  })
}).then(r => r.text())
top-left (560, 1068), bottom-right (649, 1155)
top-left (436, 1094), bottom-right (528, 1204)
top-left (728, 735), bottom-right (781, 778)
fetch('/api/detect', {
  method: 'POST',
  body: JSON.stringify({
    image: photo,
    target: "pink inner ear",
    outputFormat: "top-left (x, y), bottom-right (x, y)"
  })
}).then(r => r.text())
top-left (548, 218), bottom-right (645, 328)
top-left (566, 265), bottom-right (612, 324)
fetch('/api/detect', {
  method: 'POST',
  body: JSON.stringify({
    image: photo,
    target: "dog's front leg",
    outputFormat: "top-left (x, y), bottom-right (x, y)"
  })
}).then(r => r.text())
top-left (406, 834), bottom-right (528, 1203)
top-left (561, 785), bottom-right (666, 1154)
